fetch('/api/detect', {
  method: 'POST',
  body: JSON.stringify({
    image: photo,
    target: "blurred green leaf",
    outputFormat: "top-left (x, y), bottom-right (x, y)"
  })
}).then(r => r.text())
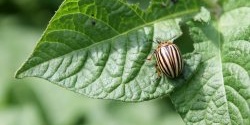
top-left (16, 0), bottom-right (202, 101)
top-left (0, 105), bottom-right (45, 125)
top-left (0, 0), bottom-right (63, 27)
top-left (170, 7), bottom-right (250, 125)
top-left (221, 0), bottom-right (250, 11)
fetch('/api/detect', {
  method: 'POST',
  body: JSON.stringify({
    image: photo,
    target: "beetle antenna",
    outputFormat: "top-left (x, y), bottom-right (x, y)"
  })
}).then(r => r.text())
top-left (156, 39), bottom-right (161, 44)
top-left (169, 35), bottom-right (177, 42)
top-left (152, 40), bottom-right (158, 44)
top-left (155, 37), bottom-right (162, 44)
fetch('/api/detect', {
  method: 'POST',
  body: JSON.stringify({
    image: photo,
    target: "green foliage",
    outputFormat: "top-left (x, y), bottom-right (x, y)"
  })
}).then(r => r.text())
top-left (15, 0), bottom-right (250, 124)
top-left (171, 6), bottom-right (250, 125)
top-left (0, 0), bottom-right (63, 27)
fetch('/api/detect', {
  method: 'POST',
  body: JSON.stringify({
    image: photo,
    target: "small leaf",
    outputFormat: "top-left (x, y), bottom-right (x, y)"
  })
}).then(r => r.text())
top-left (15, 0), bottom-right (202, 101)
top-left (170, 7), bottom-right (250, 124)
top-left (194, 7), bottom-right (211, 23)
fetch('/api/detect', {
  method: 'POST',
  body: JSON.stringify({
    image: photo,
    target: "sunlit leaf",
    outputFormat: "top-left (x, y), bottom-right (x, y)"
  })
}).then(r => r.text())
top-left (16, 0), bottom-right (202, 101)
top-left (170, 7), bottom-right (250, 124)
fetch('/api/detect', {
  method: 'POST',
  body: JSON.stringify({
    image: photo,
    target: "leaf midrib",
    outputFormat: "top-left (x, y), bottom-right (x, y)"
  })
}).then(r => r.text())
top-left (216, 20), bottom-right (234, 124)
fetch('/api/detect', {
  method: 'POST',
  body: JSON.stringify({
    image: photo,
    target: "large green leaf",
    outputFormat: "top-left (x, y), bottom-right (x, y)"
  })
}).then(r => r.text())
top-left (221, 0), bottom-right (250, 11)
top-left (15, 0), bottom-right (202, 101)
top-left (170, 7), bottom-right (250, 124)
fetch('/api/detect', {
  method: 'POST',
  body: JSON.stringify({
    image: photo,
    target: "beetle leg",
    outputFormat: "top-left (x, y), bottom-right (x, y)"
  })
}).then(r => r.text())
top-left (155, 64), bottom-right (162, 78)
top-left (152, 64), bottom-right (161, 83)
top-left (147, 50), bottom-right (156, 60)
top-left (147, 54), bottom-right (153, 60)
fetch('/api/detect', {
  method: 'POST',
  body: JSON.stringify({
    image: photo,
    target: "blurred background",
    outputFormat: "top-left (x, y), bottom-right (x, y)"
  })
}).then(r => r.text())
top-left (0, 0), bottom-right (184, 125)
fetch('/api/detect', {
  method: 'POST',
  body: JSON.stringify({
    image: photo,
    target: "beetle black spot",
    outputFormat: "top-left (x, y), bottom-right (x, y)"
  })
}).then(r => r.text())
top-left (171, 0), bottom-right (178, 4)
top-left (91, 14), bottom-right (94, 17)
top-left (91, 20), bottom-right (96, 26)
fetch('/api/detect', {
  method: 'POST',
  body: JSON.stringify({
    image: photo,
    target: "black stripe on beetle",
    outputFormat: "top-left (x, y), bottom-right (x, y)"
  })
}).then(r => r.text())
top-left (149, 41), bottom-right (183, 78)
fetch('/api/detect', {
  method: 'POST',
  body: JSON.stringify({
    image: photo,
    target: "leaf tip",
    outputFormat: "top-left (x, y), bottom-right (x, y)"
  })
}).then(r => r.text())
top-left (14, 62), bottom-right (27, 79)
top-left (14, 69), bottom-right (23, 79)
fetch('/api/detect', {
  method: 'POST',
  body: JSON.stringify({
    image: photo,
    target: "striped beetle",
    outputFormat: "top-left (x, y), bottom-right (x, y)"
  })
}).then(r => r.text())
top-left (148, 40), bottom-right (184, 78)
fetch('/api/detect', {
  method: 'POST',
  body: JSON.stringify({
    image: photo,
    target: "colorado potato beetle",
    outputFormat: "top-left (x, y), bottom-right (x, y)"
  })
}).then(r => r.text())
top-left (148, 40), bottom-right (184, 78)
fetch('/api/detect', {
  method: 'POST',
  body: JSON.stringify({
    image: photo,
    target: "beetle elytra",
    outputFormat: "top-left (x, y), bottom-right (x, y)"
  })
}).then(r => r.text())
top-left (148, 40), bottom-right (183, 78)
